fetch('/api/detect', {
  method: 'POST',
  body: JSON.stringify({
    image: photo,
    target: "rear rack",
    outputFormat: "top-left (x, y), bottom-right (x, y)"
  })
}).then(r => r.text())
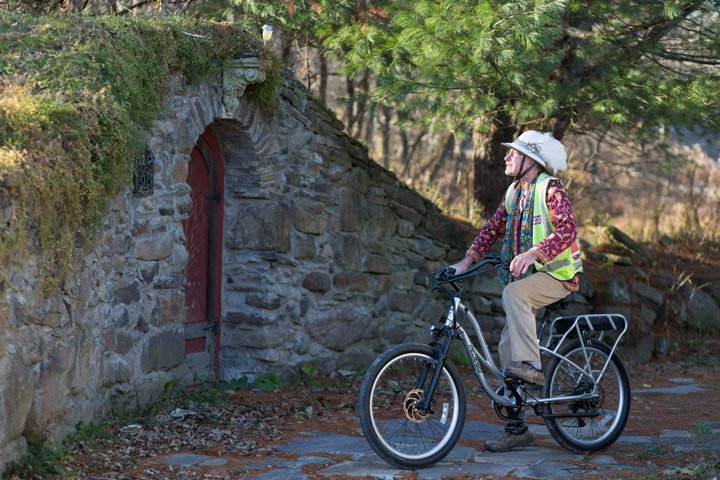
top-left (543, 313), bottom-right (629, 357)
top-left (550, 314), bottom-right (627, 336)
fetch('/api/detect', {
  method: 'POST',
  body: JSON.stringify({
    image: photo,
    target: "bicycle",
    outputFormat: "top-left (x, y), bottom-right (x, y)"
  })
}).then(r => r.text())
top-left (358, 255), bottom-right (631, 469)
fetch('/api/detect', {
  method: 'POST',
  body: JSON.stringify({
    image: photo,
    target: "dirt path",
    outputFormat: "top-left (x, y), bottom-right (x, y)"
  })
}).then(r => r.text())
top-left (6, 348), bottom-right (719, 480)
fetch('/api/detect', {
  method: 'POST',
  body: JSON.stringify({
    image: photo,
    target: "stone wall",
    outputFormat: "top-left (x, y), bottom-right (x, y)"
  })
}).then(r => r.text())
top-left (0, 64), bottom-right (488, 470)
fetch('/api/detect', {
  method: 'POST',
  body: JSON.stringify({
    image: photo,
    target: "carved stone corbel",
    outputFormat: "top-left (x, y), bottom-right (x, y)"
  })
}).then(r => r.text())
top-left (222, 56), bottom-right (267, 116)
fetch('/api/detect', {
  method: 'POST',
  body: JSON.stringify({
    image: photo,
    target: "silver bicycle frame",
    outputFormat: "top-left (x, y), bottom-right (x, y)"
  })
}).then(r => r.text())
top-left (451, 300), bottom-right (628, 408)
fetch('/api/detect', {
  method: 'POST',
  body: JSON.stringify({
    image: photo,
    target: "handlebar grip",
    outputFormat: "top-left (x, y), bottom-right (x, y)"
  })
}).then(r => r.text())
top-left (436, 266), bottom-right (456, 281)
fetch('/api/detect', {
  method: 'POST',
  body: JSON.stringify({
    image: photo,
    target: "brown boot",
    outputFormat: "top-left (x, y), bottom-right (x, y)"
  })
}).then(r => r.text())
top-left (484, 423), bottom-right (535, 452)
top-left (504, 363), bottom-right (545, 386)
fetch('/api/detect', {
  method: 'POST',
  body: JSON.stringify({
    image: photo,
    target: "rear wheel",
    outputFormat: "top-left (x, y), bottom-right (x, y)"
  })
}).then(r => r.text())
top-left (542, 339), bottom-right (630, 452)
top-left (358, 343), bottom-right (466, 469)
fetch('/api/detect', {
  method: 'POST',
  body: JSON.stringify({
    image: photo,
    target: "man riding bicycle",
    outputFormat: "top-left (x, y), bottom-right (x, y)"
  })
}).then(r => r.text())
top-left (449, 130), bottom-right (583, 452)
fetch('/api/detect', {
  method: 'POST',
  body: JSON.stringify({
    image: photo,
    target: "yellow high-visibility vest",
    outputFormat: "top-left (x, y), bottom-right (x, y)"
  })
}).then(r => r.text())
top-left (504, 173), bottom-right (583, 281)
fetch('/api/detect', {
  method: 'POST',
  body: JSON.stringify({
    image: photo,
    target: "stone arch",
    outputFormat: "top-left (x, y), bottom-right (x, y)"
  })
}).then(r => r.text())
top-left (146, 69), bottom-right (279, 380)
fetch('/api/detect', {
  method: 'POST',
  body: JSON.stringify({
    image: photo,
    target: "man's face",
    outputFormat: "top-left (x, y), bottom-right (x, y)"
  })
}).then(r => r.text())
top-left (504, 148), bottom-right (524, 177)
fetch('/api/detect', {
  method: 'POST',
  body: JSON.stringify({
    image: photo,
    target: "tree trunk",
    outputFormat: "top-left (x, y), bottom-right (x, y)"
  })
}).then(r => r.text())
top-left (473, 110), bottom-right (517, 213)
top-left (318, 52), bottom-right (328, 104)
top-left (381, 106), bottom-right (392, 169)
top-left (345, 77), bottom-right (355, 132)
top-left (353, 69), bottom-right (370, 138)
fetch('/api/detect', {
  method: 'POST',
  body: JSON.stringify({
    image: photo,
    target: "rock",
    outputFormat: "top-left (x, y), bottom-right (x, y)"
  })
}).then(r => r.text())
top-left (605, 279), bottom-right (630, 304)
top-left (113, 281), bottom-right (141, 306)
top-left (246, 293), bottom-right (281, 310)
top-left (699, 279), bottom-right (720, 303)
top-left (225, 327), bottom-right (284, 349)
top-left (305, 307), bottom-right (369, 351)
top-left (0, 354), bottom-right (35, 444)
top-left (0, 437), bottom-right (26, 476)
top-left (633, 282), bottom-right (664, 309)
top-left (25, 341), bottom-right (75, 437)
top-left (365, 205), bottom-right (396, 238)
top-left (153, 272), bottom-right (183, 289)
top-left (388, 291), bottom-right (420, 313)
top-left (113, 331), bottom-right (136, 354)
top-left (578, 274), bottom-right (595, 299)
top-left (140, 329), bottom-right (185, 373)
top-left (639, 303), bottom-right (656, 326)
top-left (134, 234), bottom-right (174, 260)
top-left (619, 313), bottom-right (653, 362)
top-left (397, 219), bottom-right (415, 237)
top-left (470, 274), bottom-right (504, 297)
top-left (654, 335), bottom-right (670, 357)
top-left (332, 235), bottom-right (361, 270)
top-left (663, 299), bottom-right (688, 324)
top-left (391, 271), bottom-right (415, 291)
top-left (102, 354), bottom-right (132, 387)
top-left (333, 272), bottom-right (372, 291)
top-left (302, 272), bottom-right (331, 293)
top-left (227, 201), bottom-right (291, 252)
top-left (346, 168), bottom-right (370, 195)
top-left (469, 295), bottom-right (493, 315)
top-left (364, 255), bottom-right (392, 274)
top-left (606, 226), bottom-right (652, 261)
top-left (293, 233), bottom-right (316, 259)
top-left (151, 290), bottom-right (185, 327)
top-left (292, 206), bottom-right (326, 235)
top-left (224, 311), bottom-right (274, 326)
top-left (339, 187), bottom-right (364, 232)
top-left (394, 204), bottom-right (423, 226)
top-left (682, 285), bottom-right (720, 330)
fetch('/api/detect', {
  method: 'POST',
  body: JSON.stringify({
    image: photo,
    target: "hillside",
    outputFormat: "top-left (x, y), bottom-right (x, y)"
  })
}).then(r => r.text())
top-left (581, 229), bottom-right (720, 361)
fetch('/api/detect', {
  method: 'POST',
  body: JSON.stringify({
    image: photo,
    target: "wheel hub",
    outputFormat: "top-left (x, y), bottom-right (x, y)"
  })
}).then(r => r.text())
top-left (573, 380), bottom-right (603, 411)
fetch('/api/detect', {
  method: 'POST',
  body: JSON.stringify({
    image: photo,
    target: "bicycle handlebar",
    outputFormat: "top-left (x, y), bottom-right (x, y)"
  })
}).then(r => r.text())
top-left (432, 255), bottom-right (505, 288)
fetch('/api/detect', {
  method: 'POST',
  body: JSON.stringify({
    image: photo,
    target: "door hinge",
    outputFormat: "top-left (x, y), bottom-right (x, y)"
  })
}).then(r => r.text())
top-left (204, 322), bottom-right (217, 335)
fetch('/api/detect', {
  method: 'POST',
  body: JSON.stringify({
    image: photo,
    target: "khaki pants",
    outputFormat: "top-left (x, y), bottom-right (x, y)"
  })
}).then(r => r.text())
top-left (498, 272), bottom-right (570, 370)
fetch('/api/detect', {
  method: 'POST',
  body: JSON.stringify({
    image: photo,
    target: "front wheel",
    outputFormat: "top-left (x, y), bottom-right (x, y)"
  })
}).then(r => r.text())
top-left (542, 339), bottom-right (631, 452)
top-left (358, 343), bottom-right (466, 469)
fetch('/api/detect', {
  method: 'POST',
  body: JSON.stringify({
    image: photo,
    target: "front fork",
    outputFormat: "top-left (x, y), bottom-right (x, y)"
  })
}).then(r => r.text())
top-left (417, 326), bottom-right (453, 412)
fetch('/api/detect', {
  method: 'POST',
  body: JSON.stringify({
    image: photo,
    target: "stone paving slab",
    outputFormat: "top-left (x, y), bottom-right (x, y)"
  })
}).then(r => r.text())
top-left (416, 462), bottom-right (515, 479)
top-left (473, 445), bottom-right (585, 466)
top-left (634, 384), bottom-right (705, 395)
top-left (251, 456), bottom-right (332, 480)
top-left (276, 432), bottom-right (374, 458)
top-left (164, 453), bottom-right (214, 466)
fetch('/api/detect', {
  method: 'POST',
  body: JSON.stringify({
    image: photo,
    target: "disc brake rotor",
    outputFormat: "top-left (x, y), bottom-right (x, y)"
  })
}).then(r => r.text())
top-left (403, 389), bottom-right (431, 423)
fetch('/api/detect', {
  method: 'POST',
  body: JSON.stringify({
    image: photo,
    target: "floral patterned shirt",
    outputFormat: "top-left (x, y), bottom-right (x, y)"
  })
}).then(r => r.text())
top-left (467, 179), bottom-right (580, 291)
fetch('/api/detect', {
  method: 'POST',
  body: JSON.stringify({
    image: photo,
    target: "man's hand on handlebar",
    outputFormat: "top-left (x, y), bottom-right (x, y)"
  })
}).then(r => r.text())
top-left (448, 256), bottom-right (474, 276)
top-left (509, 250), bottom-right (537, 278)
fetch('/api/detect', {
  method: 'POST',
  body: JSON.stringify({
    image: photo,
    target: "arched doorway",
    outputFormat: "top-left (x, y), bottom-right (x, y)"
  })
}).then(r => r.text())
top-left (183, 128), bottom-right (224, 378)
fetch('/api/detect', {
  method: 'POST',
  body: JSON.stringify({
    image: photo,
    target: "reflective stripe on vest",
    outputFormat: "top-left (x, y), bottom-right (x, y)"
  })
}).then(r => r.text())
top-left (504, 173), bottom-right (583, 281)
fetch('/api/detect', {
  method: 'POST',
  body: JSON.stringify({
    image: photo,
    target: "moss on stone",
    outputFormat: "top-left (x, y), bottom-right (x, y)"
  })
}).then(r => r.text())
top-left (0, 12), bottom-right (280, 288)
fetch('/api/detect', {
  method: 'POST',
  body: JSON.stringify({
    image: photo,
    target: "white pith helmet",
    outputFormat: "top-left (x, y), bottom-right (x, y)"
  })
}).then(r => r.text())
top-left (502, 130), bottom-right (568, 174)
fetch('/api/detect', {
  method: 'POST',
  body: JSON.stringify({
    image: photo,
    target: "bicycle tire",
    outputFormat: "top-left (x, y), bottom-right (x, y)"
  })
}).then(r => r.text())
top-left (358, 343), bottom-right (466, 469)
top-left (542, 339), bottom-right (631, 452)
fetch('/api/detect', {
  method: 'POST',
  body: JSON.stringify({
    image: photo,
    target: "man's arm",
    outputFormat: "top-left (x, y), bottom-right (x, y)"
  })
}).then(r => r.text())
top-left (451, 200), bottom-right (508, 274)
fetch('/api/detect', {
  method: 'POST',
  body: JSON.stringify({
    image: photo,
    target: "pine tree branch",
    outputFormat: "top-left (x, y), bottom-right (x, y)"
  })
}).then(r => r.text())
top-left (652, 50), bottom-right (720, 66)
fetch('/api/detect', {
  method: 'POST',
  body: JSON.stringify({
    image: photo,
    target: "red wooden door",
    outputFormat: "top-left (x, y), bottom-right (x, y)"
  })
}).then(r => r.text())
top-left (183, 130), bottom-right (224, 378)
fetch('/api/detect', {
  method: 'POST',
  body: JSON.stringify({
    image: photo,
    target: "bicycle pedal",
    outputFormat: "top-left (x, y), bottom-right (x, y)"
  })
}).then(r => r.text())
top-left (504, 376), bottom-right (542, 389)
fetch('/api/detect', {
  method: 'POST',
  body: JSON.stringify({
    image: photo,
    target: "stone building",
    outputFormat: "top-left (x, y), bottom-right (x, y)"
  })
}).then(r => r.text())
top-left (0, 55), bottom-right (487, 470)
